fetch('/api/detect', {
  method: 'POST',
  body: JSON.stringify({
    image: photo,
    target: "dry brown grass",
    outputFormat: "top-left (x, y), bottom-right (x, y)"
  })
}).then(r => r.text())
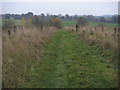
top-left (64, 26), bottom-right (118, 62)
top-left (2, 25), bottom-right (56, 88)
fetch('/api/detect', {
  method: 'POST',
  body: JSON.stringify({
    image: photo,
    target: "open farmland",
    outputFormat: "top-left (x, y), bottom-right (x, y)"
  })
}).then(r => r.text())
top-left (62, 20), bottom-right (118, 27)
top-left (62, 20), bottom-right (76, 26)
top-left (89, 21), bottom-right (118, 27)
top-left (2, 2), bottom-right (119, 88)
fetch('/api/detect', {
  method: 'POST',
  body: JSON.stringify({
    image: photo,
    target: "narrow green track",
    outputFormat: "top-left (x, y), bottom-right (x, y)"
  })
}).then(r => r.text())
top-left (24, 30), bottom-right (117, 88)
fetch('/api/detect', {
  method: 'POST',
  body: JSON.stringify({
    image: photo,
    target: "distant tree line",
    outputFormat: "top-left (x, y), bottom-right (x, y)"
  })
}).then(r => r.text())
top-left (2, 12), bottom-right (63, 29)
top-left (2, 12), bottom-right (118, 24)
top-left (2, 12), bottom-right (119, 29)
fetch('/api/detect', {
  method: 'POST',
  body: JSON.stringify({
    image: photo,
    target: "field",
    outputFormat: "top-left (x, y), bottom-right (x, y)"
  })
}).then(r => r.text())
top-left (2, 19), bottom-right (118, 88)
top-left (89, 21), bottom-right (118, 27)
top-left (62, 20), bottom-right (76, 26)
top-left (62, 20), bottom-right (118, 27)
top-left (13, 19), bottom-right (21, 25)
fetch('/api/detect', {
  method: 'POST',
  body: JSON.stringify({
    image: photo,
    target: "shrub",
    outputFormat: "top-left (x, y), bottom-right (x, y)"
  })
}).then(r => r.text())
top-left (77, 17), bottom-right (88, 26)
top-left (32, 16), bottom-right (40, 26)
top-left (51, 17), bottom-right (63, 29)
top-left (21, 17), bottom-right (26, 26)
top-left (32, 16), bottom-right (47, 27)
top-left (28, 17), bottom-right (33, 25)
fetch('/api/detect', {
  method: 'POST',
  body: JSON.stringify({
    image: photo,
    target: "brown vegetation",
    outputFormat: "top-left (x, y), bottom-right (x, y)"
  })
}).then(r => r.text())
top-left (64, 26), bottom-right (118, 62)
top-left (2, 25), bottom-right (55, 88)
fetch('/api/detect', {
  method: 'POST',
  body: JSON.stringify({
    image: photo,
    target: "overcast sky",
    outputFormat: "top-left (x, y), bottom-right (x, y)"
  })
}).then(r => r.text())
top-left (1, 1), bottom-right (118, 16)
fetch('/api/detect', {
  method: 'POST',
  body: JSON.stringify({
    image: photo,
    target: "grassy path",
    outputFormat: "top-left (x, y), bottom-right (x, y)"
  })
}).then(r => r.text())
top-left (24, 30), bottom-right (117, 88)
